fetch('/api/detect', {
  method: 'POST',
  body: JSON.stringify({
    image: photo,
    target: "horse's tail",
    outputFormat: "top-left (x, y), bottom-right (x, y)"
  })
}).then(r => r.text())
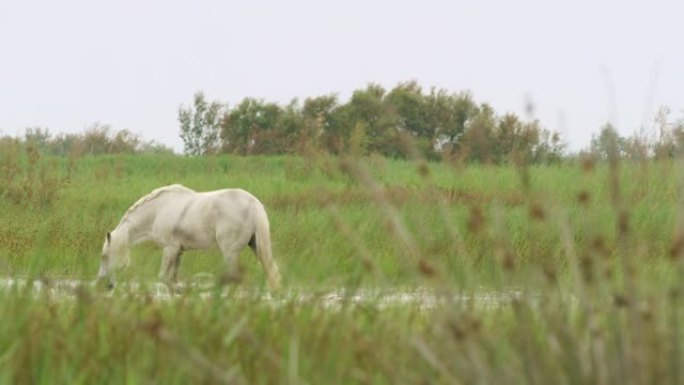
top-left (253, 202), bottom-right (282, 292)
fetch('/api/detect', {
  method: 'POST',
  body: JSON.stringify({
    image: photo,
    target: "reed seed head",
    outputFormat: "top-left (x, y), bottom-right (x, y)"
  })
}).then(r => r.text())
top-left (467, 206), bottom-right (485, 234)
top-left (418, 258), bottom-right (437, 278)
top-left (613, 293), bottom-right (630, 308)
top-left (529, 203), bottom-right (546, 221)
top-left (577, 190), bottom-right (590, 205)
top-left (580, 154), bottom-right (596, 173)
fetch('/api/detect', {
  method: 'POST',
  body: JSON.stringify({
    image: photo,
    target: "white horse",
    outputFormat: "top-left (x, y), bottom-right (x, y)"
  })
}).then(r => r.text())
top-left (97, 184), bottom-right (282, 292)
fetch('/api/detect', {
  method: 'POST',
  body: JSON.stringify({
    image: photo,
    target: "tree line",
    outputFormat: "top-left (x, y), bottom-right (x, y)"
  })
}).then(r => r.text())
top-left (0, 124), bottom-right (172, 157)
top-left (587, 107), bottom-right (684, 161)
top-left (3, 81), bottom-right (680, 163)
top-left (179, 81), bottom-right (566, 164)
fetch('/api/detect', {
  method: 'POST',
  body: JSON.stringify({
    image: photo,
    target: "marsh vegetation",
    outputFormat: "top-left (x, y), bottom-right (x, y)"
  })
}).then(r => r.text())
top-left (1, 133), bottom-right (684, 383)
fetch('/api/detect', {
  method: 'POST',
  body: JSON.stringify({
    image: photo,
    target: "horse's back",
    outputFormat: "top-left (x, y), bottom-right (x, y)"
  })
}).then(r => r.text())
top-left (161, 187), bottom-right (260, 216)
top-left (207, 189), bottom-right (261, 220)
top-left (213, 188), bottom-right (260, 201)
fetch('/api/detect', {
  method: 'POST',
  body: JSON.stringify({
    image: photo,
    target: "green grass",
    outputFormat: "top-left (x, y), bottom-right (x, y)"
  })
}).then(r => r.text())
top-left (0, 153), bottom-right (680, 287)
top-left (2, 149), bottom-right (684, 383)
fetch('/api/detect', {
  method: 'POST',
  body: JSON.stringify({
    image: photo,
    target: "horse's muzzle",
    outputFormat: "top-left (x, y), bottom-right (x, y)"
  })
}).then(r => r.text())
top-left (95, 276), bottom-right (115, 291)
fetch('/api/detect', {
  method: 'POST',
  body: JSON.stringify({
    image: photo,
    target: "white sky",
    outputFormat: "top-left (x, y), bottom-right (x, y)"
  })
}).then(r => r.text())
top-left (1, 0), bottom-right (682, 152)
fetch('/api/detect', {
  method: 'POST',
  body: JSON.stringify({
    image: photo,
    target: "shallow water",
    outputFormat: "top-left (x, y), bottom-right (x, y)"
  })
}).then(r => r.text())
top-left (0, 277), bottom-right (529, 309)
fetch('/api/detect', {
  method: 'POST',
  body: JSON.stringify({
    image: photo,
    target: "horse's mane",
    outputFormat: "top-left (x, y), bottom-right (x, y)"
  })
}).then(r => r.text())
top-left (120, 184), bottom-right (194, 224)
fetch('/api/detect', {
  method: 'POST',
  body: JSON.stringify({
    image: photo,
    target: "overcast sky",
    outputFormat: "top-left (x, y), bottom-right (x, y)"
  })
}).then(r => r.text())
top-left (1, 0), bottom-right (681, 152)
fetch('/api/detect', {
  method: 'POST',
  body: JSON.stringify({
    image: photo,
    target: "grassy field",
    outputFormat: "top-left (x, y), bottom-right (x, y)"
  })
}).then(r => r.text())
top-left (1, 146), bottom-right (684, 383)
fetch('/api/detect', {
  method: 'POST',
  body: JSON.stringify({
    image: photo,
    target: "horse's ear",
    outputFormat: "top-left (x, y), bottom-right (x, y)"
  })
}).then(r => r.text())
top-left (106, 232), bottom-right (111, 244)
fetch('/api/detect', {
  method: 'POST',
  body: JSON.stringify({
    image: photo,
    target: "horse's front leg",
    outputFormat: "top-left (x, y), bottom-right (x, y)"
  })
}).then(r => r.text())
top-left (159, 245), bottom-right (183, 292)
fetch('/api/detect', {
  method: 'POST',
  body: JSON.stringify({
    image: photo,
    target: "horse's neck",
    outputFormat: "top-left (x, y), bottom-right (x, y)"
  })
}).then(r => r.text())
top-left (124, 198), bottom-right (161, 244)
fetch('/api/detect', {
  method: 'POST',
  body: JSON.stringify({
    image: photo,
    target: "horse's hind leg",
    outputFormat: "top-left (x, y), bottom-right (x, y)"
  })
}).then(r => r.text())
top-left (218, 239), bottom-right (245, 286)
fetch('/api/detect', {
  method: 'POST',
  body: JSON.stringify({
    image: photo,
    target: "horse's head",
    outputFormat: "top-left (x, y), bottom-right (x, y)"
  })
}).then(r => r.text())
top-left (96, 228), bottom-right (130, 289)
top-left (96, 231), bottom-right (115, 289)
